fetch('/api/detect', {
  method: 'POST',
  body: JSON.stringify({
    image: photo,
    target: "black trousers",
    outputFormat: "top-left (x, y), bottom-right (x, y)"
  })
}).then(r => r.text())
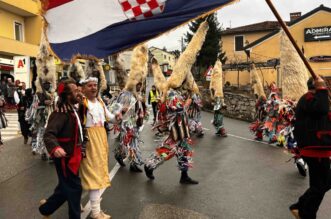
top-left (39, 158), bottom-right (82, 219)
top-left (18, 111), bottom-right (30, 138)
top-left (297, 157), bottom-right (331, 219)
top-left (151, 102), bottom-right (158, 121)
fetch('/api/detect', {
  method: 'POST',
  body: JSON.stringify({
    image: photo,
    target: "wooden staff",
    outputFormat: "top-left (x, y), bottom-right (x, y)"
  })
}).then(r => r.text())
top-left (265, 0), bottom-right (317, 79)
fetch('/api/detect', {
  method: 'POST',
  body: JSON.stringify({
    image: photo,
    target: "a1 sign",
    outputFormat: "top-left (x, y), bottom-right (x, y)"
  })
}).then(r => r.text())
top-left (14, 56), bottom-right (30, 74)
top-left (304, 26), bottom-right (331, 42)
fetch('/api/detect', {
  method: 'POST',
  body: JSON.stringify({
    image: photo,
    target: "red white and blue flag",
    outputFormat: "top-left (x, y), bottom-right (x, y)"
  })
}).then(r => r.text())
top-left (43, 0), bottom-right (236, 60)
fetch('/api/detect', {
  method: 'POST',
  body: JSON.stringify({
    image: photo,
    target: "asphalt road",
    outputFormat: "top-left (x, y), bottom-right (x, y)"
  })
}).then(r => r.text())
top-left (0, 112), bottom-right (330, 219)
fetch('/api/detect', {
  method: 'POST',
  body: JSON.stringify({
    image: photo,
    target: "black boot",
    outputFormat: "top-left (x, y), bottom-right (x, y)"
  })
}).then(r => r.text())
top-left (144, 165), bottom-right (155, 180)
top-left (115, 154), bottom-right (126, 167)
top-left (180, 171), bottom-right (199, 185)
top-left (130, 163), bottom-right (142, 173)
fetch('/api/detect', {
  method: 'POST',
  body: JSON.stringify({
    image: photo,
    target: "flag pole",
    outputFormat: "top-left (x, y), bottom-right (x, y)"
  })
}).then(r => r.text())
top-left (265, 0), bottom-right (317, 79)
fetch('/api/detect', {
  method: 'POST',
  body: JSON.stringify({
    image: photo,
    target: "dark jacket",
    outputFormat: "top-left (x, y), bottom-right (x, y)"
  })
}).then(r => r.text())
top-left (44, 111), bottom-right (80, 156)
top-left (294, 88), bottom-right (331, 157)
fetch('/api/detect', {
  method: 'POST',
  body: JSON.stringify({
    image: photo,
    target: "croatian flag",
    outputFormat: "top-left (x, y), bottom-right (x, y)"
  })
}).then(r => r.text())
top-left (44, 0), bottom-right (236, 60)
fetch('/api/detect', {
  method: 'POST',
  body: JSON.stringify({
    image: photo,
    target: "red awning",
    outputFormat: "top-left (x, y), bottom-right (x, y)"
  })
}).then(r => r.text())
top-left (0, 65), bottom-right (14, 71)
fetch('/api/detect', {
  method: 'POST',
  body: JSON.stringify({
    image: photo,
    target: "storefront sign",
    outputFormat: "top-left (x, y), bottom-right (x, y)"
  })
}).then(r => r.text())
top-left (309, 56), bottom-right (331, 63)
top-left (14, 56), bottom-right (30, 74)
top-left (305, 26), bottom-right (331, 42)
top-left (14, 56), bottom-right (31, 88)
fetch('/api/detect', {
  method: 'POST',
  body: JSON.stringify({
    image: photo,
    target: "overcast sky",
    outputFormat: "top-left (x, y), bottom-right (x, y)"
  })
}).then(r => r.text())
top-left (147, 0), bottom-right (329, 51)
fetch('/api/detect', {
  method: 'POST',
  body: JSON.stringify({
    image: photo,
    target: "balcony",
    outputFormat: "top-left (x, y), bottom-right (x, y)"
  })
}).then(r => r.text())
top-left (0, 0), bottom-right (39, 17)
top-left (0, 36), bottom-right (39, 57)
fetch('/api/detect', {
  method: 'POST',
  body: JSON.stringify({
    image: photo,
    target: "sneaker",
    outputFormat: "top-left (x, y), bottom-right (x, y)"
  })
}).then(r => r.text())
top-left (144, 165), bottom-right (155, 180)
top-left (130, 164), bottom-right (142, 173)
top-left (180, 176), bottom-right (199, 185)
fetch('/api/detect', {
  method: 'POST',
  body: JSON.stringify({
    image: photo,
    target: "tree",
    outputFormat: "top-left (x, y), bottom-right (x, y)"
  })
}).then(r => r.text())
top-left (184, 13), bottom-right (227, 79)
top-left (170, 50), bottom-right (181, 59)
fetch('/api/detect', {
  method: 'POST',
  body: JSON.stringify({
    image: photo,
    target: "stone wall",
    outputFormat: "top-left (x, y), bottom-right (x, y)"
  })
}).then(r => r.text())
top-left (201, 89), bottom-right (256, 122)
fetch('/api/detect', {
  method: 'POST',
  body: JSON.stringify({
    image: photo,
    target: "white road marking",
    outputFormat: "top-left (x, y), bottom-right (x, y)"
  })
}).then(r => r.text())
top-left (227, 133), bottom-right (279, 148)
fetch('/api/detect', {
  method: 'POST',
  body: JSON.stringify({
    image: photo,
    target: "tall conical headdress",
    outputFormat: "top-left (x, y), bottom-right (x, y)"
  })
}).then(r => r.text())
top-left (250, 63), bottom-right (266, 98)
top-left (151, 58), bottom-right (168, 101)
top-left (67, 58), bottom-right (85, 84)
top-left (84, 57), bottom-right (107, 92)
top-left (124, 44), bottom-right (148, 92)
top-left (166, 21), bottom-right (209, 90)
top-left (35, 32), bottom-right (56, 94)
top-left (280, 31), bottom-right (309, 100)
top-left (210, 60), bottom-right (224, 99)
top-left (113, 54), bottom-right (127, 90)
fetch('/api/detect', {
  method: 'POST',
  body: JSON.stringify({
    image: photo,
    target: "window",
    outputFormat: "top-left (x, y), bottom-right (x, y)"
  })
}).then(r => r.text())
top-left (14, 22), bottom-right (23, 41)
top-left (235, 35), bottom-right (244, 51)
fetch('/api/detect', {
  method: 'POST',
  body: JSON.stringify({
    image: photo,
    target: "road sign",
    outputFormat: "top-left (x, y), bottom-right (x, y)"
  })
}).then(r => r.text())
top-left (304, 26), bottom-right (331, 42)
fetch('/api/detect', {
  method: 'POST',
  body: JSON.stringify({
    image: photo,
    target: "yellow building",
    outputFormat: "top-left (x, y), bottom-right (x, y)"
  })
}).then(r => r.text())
top-left (221, 4), bottom-right (331, 87)
top-left (0, 0), bottom-right (42, 87)
top-left (149, 46), bottom-right (177, 76)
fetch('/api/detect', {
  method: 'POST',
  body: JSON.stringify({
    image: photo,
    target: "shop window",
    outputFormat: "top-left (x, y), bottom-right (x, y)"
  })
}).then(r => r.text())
top-left (235, 35), bottom-right (244, 51)
top-left (14, 22), bottom-right (23, 41)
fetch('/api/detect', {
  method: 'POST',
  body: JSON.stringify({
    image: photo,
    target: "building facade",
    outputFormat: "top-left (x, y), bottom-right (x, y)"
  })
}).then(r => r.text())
top-left (149, 46), bottom-right (176, 76)
top-left (221, 4), bottom-right (331, 88)
top-left (0, 0), bottom-right (42, 87)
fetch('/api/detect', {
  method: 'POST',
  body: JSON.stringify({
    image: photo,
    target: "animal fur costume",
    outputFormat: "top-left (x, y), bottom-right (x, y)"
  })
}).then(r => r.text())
top-left (84, 57), bottom-right (107, 92)
top-left (112, 44), bottom-right (149, 171)
top-left (113, 54), bottom-right (128, 90)
top-left (210, 60), bottom-right (224, 100)
top-left (250, 63), bottom-right (266, 98)
top-left (210, 60), bottom-right (227, 136)
top-left (143, 23), bottom-right (209, 184)
top-left (67, 59), bottom-right (85, 83)
top-left (167, 21), bottom-right (209, 90)
top-left (29, 33), bottom-right (56, 157)
top-left (280, 31), bottom-right (308, 100)
top-left (35, 34), bottom-right (56, 94)
top-left (124, 44), bottom-right (148, 93)
top-left (151, 58), bottom-right (167, 102)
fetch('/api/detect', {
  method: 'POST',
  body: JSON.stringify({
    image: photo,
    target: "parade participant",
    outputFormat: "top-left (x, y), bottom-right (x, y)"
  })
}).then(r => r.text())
top-left (0, 91), bottom-right (7, 147)
top-left (29, 36), bottom-right (56, 159)
top-left (16, 86), bottom-right (33, 144)
top-left (210, 60), bottom-right (227, 137)
top-left (40, 79), bottom-right (82, 219)
top-left (290, 77), bottom-right (331, 219)
top-left (144, 21), bottom-right (209, 184)
top-left (144, 89), bottom-right (198, 184)
top-left (135, 82), bottom-right (147, 132)
top-left (249, 63), bottom-right (267, 141)
top-left (187, 93), bottom-right (204, 137)
top-left (148, 85), bottom-right (159, 124)
top-left (113, 45), bottom-right (148, 172)
top-left (79, 75), bottom-right (116, 219)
